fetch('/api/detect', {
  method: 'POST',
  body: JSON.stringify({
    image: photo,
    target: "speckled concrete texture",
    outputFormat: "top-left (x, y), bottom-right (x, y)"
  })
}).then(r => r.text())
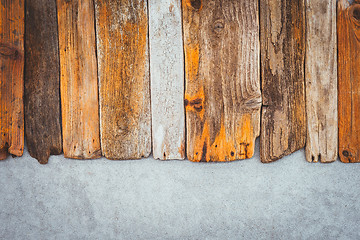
top-left (0, 139), bottom-right (359, 239)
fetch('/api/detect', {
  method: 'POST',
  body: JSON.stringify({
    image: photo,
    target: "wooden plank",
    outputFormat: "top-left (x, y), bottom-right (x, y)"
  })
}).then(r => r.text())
top-left (260, 0), bottom-right (306, 163)
top-left (182, 0), bottom-right (261, 162)
top-left (149, 0), bottom-right (185, 160)
top-left (0, 1), bottom-right (24, 160)
top-left (94, 0), bottom-right (151, 159)
top-left (25, 0), bottom-right (62, 164)
top-left (338, 0), bottom-right (360, 163)
top-left (57, 0), bottom-right (101, 159)
top-left (305, 0), bottom-right (337, 163)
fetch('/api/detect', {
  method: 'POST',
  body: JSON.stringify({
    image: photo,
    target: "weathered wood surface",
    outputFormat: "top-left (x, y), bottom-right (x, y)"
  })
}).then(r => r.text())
top-left (149, 0), bottom-right (185, 160)
top-left (182, 0), bottom-right (261, 162)
top-left (57, 0), bottom-right (101, 159)
top-left (0, 1), bottom-right (24, 160)
top-left (305, 0), bottom-right (337, 163)
top-left (260, 0), bottom-right (306, 163)
top-left (94, 0), bottom-right (151, 159)
top-left (338, 0), bottom-right (360, 163)
top-left (25, 0), bottom-right (62, 164)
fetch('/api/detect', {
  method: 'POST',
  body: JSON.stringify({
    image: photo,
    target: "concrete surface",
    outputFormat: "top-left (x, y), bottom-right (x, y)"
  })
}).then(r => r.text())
top-left (1, 139), bottom-right (360, 240)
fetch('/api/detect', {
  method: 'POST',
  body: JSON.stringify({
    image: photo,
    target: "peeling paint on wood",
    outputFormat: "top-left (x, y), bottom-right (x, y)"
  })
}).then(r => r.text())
top-left (260, 0), bottom-right (306, 163)
top-left (94, 0), bottom-right (151, 159)
top-left (25, 0), bottom-right (62, 164)
top-left (149, 0), bottom-right (185, 160)
top-left (338, 0), bottom-right (360, 163)
top-left (182, 0), bottom-right (261, 162)
top-left (305, 0), bottom-right (337, 163)
top-left (0, 0), bottom-right (24, 160)
top-left (57, 0), bottom-right (101, 159)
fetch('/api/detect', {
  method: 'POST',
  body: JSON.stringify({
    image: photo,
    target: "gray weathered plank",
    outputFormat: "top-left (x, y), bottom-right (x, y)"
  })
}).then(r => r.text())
top-left (149, 0), bottom-right (185, 160)
top-left (305, 0), bottom-right (337, 163)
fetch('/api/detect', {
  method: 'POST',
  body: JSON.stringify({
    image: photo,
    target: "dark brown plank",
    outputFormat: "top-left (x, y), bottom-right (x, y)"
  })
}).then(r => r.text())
top-left (260, 0), bottom-right (306, 163)
top-left (25, 0), bottom-right (62, 164)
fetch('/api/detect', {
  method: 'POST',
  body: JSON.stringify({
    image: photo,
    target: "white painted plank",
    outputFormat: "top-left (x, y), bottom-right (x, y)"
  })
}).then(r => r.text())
top-left (149, 0), bottom-right (185, 160)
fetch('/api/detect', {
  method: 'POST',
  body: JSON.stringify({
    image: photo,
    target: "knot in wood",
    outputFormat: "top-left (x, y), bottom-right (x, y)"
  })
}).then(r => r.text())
top-left (213, 20), bottom-right (225, 34)
top-left (350, 5), bottom-right (360, 25)
top-left (0, 44), bottom-right (20, 60)
top-left (187, 0), bottom-right (202, 11)
top-left (342, 150), bottom-right (350, 157)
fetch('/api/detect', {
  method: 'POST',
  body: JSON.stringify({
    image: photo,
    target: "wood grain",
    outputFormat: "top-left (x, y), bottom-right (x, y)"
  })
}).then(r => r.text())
top-left (57, 0), bottom-right (101, 159)
top-left (25, 0), bottom-right (62, 164)
top-left (149, 0), bottom-right (185, 160)
top-left (182, 0), bottom-right (261, 162)
top-left (338, 0), bottom-right (360, 163)
top-left (94, 0), bottom-right (151, 159)
top-left (0, 1), bottom-right (24, 160)
top-left (260, 0), bottom-right (306, 163)
top-left (305, 0), bottom-right (337, 163)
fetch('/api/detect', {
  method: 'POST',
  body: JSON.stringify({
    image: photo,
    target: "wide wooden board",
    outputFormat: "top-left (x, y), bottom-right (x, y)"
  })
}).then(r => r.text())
top-left (149, 0), bottom-right (185, 160)
top-left (25, 0), bottom-right (62, 164)
top-left (305, 0), bottom-right (337, 163)
top-left (0, 1), bottom-right (24, 160)
top-left (57, 0), bottom-right (101, 159)
top-left (182, 0), bottom-right (261, 162)
top-left (338, 0), bottom-right (360, 163)
top-left (260, 0), bottom-right (306, 163)
top-left (94, 0), bottom-right (151, 159)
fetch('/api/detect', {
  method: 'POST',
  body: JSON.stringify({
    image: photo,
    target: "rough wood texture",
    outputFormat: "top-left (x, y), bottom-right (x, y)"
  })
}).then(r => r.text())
top-left (182, 0), bottom-right (261, 162)
top-left (57, 0), bottom-right (101, 159)
top-left (305, 0), bottom-right (337, 163)
top-left (338, 0), bottom-right (360, 163)
top-left (94, 0), bottom-right (151, 159)
top-left (25, 0), bottom-right (62, 164)
top-left (260, 0), bottom-right (306, 163)
top-left (0, 1), bottom-right (24, 160)
top-left (149, 0), bottom-right (185, 160)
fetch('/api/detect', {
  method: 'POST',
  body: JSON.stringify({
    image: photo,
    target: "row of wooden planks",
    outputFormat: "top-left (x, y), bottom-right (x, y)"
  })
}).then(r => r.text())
top-left (0, 0), bottom-right (357, 164)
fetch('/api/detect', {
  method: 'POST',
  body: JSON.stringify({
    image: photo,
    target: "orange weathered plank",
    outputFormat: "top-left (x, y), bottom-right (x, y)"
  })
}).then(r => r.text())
top-left (0, 0), bottom-right (24, 160)
top-left (56, 0), bottom-right (101, 159)
top-left (94, 0), bottom-right (151, 159)
top-left (182, 0), bottom-right (261, 162)
top-left (338, 0), bottom-right (360, 163)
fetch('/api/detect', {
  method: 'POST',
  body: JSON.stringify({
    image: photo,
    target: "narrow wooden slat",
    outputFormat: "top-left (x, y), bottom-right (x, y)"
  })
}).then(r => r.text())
top-left (57, 0), bottom-right (101, 159)
top-left (0, 1), bottom-right (24, 160)
top-left (260, 0), bottom-right (306, 163)
top-left (149, 0), bottom-right (185, 160)
top-left (25, 0), bottom-right (62, 164)
top-left (338, 0), bottom-right (360, 163)
top-left (305, 0), bottom-right (337, 163)
top-left (94, 0), bottom-right (151, 159)
top-left (182, 0), bottom-right (261, 162)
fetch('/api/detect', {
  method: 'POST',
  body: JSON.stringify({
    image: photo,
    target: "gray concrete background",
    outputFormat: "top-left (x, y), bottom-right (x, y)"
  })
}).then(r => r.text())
top-left (1, 139), bottom-right (360, 240)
